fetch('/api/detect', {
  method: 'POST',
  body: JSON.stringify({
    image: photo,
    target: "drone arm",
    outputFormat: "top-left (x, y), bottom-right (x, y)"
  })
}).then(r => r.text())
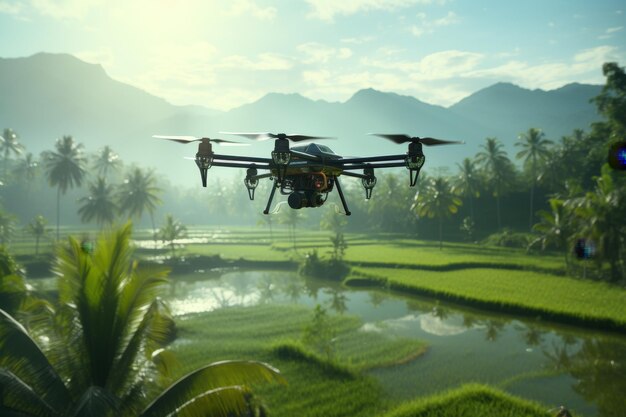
top-left (336, 154), bottom-right (406, 164)
top-left (340, 171), bottom-right (368, 179)
top-left (211, 161), bottom-right (271, 169)
top-left (341, 162), bottom-right (407, 170)
top-left (212, 153), bottom-right (273, 164)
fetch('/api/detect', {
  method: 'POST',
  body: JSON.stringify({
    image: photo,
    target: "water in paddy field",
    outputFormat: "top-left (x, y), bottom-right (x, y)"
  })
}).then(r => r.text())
top-left (30, 269), bottom-right (626, 417)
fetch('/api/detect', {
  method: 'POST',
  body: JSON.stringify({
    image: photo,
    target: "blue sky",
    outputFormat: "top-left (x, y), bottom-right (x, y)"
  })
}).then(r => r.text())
top-left (1, 0), bottom-right (624, 110)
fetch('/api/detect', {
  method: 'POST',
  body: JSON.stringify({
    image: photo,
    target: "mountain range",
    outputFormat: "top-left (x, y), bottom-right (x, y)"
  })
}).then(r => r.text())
top-left (0, 53), bottom-right (603, 185)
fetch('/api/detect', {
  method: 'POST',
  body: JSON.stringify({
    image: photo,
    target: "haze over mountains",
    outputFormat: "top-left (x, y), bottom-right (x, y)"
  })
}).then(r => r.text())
top-left (0, 53), bottom-right (602, 185)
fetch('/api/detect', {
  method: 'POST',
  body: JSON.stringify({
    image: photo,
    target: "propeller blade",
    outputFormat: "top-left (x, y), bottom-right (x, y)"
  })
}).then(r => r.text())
top-left (419, 137), bottom-right (465, 146)
top-left (220, 132), bottom-right (273, 141)
top-left (154, 135), bottom-right (247, 145)
top-left (153, 135), bottom-right (200, 143)
top-left (286, 134), bottom-right (335, 142)
top-left (367, 133), bottom-right (411, 144)
top-left (221, 132), bottom-right (334, 142)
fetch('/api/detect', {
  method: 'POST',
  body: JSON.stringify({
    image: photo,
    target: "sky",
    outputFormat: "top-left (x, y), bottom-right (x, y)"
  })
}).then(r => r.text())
top-left (1, 0), bottom-right (625, 111)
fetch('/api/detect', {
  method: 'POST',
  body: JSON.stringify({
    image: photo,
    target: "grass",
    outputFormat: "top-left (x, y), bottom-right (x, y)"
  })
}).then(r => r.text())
top-left (383, 384), bottom-right (554, 417)
top-left (348, 267), bottom-right (626, 330)
top-left (171, 303), bottom-right (428, 417)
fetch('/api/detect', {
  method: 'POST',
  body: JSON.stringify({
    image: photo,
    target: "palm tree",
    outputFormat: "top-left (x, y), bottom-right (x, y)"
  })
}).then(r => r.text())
top-left (159, 214), bottom-right (187, 258)
top-left (93, 146), bottom-right (121, 178)
top-left (78, 177), bottom-right (118, 227)
top-left (1, 128), bottom-right (24, 181)
top-left (41, 136), bottom-right (87, 240)
top-left (452, 158), bottom-right (482, 223)
top-left (15, 152), bottom-right (39, 183)
top-left (413, 177), bottom-right (462, 249)
top-left (27, 215), bottom-right (48, 256)
top-left (530, 198), bottom-right (573, 270)
top-left (475, 137), bottom-right (515, 229)
top-left (570, 165), bottom-right (626, 281)
top-left (117, 167), bottom-right (162, 247)
top-left (0, 224), bottom-right (284, 417)
top-left (0, 207), bottom-right (16, 246)
top-left (516, 128), bottom-right (553, 230)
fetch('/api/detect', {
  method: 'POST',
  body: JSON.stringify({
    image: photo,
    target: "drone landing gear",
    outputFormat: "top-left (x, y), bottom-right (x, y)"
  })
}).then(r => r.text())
top-left (263, 180), bottom-right (278, 215)
top-left (334, 176), bottom-right (351, 216)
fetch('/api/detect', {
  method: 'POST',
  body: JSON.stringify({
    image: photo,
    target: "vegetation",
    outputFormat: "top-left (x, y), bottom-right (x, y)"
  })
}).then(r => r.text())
top-left (0, 224), bottom-right (284, 416)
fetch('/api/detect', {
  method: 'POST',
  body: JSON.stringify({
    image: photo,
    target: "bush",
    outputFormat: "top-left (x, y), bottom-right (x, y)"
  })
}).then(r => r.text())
top-left (483, 229), bottom-right (533, 248)
top-left (298, 250), bottom-right (350, 280)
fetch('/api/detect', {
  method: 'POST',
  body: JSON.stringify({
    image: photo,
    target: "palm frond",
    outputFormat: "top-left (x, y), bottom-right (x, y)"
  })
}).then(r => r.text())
top-left (139, 361), bottom-right (285, 417)
top-left (0, 368), bottom-right (58, 417)
top-left (69, 386), bottom-right (118, 417)
top-left (0, 309), bottom-right (71, 412)
top-left (141, 386), bottom-right (251, 417)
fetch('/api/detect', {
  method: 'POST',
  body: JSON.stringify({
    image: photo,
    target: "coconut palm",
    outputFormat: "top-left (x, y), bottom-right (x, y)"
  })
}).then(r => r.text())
top-left (1, 128), bottom-right (24, 181)
top-left (93, 146), bottom-right (122, 178)
top-left (78, 177), bottom-right (118, 227)
top-left (530, 198), bottom-right (574, 270)
top-left (452, 158), bottom-right (482, 223)
top-left (570, 165), bottom-right (626, 281)
top-left (27, 215), bottom-right (48, 256)
top-left (516, 128), bottom-right (553, 230)
top-left (15, 152), bottom-right (39, 184)
top-left (117, 167), bottom-right (162, 247)
top-left (0, 224), bottom-right (284, 417)
top-left (476, 137), bottom-right (515, 229)
top-left (413, 177), bottom-right (462, 249)
top-left (41, 136), bottom-right (87, 240)
top-left (159, 214), bottom-right (187, 258)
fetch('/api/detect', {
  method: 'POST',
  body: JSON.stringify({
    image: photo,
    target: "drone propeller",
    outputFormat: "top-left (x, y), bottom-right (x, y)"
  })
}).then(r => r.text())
top-left (221, 132), bottom-right (334, 142)
top-left (153, 135), bottom-right (248, 146)
top-left (368, 133), bottom-right (464, 146)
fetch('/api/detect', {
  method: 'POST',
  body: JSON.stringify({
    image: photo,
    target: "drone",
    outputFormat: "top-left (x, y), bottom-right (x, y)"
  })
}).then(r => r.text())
top-left (154, 132), bottom-right (464, 216)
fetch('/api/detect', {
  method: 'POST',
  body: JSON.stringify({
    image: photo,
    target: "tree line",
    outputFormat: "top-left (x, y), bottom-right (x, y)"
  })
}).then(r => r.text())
top-left (1, 63), bottom-right (625, 282)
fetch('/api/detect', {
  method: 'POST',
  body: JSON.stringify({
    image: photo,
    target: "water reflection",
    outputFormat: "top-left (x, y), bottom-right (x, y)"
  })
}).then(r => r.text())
top-left (164, 269), bottom-right (626, 417)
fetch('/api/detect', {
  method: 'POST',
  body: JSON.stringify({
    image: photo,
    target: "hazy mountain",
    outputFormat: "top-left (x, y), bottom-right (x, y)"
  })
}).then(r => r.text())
top-left (0, 53), bottom-right (603, 185)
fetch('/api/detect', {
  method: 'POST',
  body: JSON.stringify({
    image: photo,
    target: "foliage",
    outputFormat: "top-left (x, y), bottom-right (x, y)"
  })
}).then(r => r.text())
top-left (1, 128), bottom-right (24, 181)
top-left (41, 135), bottom-right (87, 240)
top-left (329, 232), bottom-right (348, 260)
top-left (0, 246), bottom-right (27, 316)
top-left (299, 250), bottom-right (350, 280)
top-left (383, 384), bottom-right (551, 417)
top-left (414, 176), bottom-right (462, 249)
top-left (159, 214), bottom-right (187, 258)
top-left (302, 304), bottom-right (336, 360)
top-left (0, 207), bottom-right (16, 246)
top-left (0, 224), bottom-right (284, 417)
top-left (78, 177), bottom-right (118, 226)
top-left (459, 216), bottom-right (476, 242)
top-left (27, 215), bottom-right (49, 256)
top-left (92, 146), bottom-right (122, 178)
top-left (483, 228), bottom-right (532, 248)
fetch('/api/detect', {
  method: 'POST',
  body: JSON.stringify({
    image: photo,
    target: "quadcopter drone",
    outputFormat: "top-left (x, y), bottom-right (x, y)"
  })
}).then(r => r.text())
top-left (154, 132), bottom-right (464, 216)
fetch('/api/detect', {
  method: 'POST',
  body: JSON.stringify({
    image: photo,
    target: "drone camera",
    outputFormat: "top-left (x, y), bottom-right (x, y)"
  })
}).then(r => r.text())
top-left (288, 191), bottom-right (325, 209)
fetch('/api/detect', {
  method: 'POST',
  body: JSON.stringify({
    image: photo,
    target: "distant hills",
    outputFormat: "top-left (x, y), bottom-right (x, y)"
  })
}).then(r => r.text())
top-left (0, 53), bottom-right (603, 184)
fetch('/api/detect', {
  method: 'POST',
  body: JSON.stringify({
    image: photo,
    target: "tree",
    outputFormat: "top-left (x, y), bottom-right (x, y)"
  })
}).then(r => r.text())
top-left (0, 128), bottom-right (24, 181)
top-left (117, 167), bottom-right (162, 247)
top-left (78, 177), bottom-right (118, 227)
top-left (159, 214), bottom-right (187, 258)
top-left (530, 198), bottom-right (574, 270)
top-left (92, 146), bottom-right (122, 178)
top-left (413, 177), bottom-right (462, 249)
top-left (0, 224), bottom-right (284, 417)
top-left (41, 136), bottom-right (87, 240)
top-left (15, 152), bottom-right (39, 184)
top-left (27, 215), bottom-right (48, 256)
top-left (476, 137), bottom-right (516, 229)
top-left (516, 128), bottom-right (553, 230)
top-left (0, 206), bottom-right (16, 246)
top-left (452, 158), bottom-right (482, 223)
top-left (592, 62), bottom-right (626, 138)
top-left (569, 165), bottom-right (626, 281)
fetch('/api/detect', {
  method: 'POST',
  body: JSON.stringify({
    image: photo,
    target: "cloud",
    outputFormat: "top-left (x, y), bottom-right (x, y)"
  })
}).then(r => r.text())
top-left (410, 10), bottom-right (459, 37)
top-left (218, 53), bottom-right (293, 71)
top-left (75, 48), bottom-right (116, 68)
top-left (297, 42), bottom-right (353, 64)
top-left (226, 0), bottom-right (277, 20)
top-left (306, 0), bottom-right (447, 21)
top-left (0, 1), bottom-right (23, 15)
top-left (29, 0), bottom-right (102, 19)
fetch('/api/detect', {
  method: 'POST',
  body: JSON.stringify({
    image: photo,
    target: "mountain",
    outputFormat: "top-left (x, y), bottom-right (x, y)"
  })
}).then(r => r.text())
top-left (0, 53), bottom-right (604, 185)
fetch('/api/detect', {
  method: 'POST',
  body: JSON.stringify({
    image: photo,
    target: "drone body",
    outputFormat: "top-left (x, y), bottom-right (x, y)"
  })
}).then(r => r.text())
top-left (154, 133), bottom-right (463, 215)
